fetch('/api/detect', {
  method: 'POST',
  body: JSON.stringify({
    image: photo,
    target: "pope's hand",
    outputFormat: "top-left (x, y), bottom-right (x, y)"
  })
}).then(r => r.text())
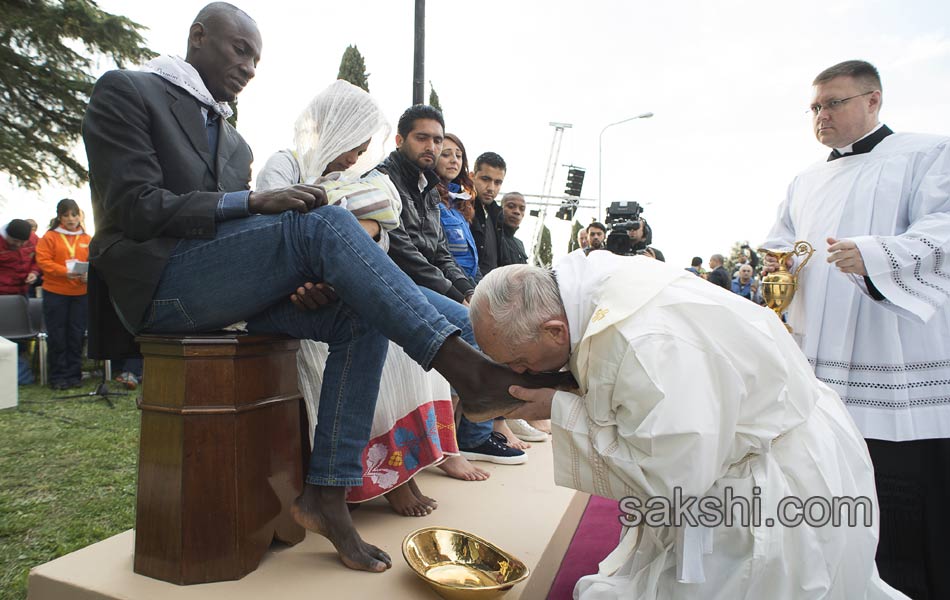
top-left (504, 386), bottom-right (555, 421)
top-left (826, 237), bottom-right (867, 276)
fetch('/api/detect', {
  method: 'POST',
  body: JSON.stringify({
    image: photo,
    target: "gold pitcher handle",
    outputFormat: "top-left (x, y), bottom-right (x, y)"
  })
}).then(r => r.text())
top-left (794, 240), bottom-right (815, 272)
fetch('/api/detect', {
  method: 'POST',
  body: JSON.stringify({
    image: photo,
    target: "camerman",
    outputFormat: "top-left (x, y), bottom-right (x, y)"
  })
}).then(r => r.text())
top-left (625, 217), bottom-right (665, 261)
top-left (601, 202), bottom-right (665, 261)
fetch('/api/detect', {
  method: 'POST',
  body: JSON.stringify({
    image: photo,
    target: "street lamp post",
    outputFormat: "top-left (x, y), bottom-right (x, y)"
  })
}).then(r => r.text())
top-left (598, 112), bottom-right (653, 217)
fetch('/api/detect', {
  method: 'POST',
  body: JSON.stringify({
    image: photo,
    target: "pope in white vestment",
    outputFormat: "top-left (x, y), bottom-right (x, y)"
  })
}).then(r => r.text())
top-left (470, 252), bottom-right (904, 600)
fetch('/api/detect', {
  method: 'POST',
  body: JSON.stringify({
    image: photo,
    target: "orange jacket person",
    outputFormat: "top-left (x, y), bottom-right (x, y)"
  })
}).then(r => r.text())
top-left (35, 199), bottom-right (91, 389)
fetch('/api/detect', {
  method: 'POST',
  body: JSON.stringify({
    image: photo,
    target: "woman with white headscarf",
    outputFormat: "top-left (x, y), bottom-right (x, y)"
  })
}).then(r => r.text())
top-left (257, 80), bottom-right (458, 517)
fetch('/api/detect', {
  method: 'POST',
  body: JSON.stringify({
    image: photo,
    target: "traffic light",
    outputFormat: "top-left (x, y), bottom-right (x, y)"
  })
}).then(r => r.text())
top-left (564, 167), bottom-right (586, 197)
top-left (556, 198), bottom-right (578, 221)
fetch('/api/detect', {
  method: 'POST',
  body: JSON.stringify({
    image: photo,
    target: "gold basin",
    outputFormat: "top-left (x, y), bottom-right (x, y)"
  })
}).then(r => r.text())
top-left (402, 527), bottom-right (530, 600)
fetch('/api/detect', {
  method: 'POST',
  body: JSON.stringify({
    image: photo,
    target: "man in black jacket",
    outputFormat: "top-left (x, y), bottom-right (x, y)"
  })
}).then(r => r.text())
top-left (377, 106), bottom-right (475, 304)
top-left (707, 254), bottom-right (731, 289)
top-left (497, 192), bottom-right (528, 267)
top-left (376, 107), bottom-right (526, 468)
top-left (470, 152), bottom-right (507, 276)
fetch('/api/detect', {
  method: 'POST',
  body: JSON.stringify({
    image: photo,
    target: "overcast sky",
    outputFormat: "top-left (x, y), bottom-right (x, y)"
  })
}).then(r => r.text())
top-left (2, 0), bottom-right (949, 268)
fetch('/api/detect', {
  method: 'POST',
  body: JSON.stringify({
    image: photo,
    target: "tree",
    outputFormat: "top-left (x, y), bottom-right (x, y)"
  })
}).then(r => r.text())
top-left (428, 81), bottom-right (442, 113)
top-left (1, 0), bottom-right (155, 190)
top-left (337, 45), bottom-right (369, 92)
top-left (567, 220), bottom-right (583, 253)
top-left (534, 225), bottom-right (553, 268)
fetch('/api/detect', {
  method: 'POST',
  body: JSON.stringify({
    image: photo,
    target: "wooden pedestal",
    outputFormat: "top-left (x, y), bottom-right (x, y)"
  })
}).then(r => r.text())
top-left (133, 334), bottom-right (306, 585)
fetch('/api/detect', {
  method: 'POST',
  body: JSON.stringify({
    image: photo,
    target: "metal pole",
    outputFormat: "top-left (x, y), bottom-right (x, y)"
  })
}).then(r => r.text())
top-left (412, 0), bottom-right (425, 105)
top-left (533, 123), bottom-right (572, 262)
top-left (597, 112), bottom-right (653, 217)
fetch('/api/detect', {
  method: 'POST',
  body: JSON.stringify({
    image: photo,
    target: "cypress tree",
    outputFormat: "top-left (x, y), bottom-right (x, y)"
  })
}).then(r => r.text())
top-left (337, 44), bottom-right (370, 91)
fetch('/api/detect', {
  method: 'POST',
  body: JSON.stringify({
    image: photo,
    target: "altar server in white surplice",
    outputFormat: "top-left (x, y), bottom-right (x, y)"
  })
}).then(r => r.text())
top-left (469, 253), bottom-right (904, 600)
top-left (761, 60), bottom-right (950, 600)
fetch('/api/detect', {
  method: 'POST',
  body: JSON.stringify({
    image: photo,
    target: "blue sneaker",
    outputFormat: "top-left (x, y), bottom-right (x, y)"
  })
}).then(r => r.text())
top-left (459, 432), bottom-right (527, 465)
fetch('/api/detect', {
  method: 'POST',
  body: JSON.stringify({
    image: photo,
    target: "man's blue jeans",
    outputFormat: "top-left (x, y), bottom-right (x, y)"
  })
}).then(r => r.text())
top-left (415, 288), bottom-right (493, 450)
top-left (140, 207), bottom-right (461, 486)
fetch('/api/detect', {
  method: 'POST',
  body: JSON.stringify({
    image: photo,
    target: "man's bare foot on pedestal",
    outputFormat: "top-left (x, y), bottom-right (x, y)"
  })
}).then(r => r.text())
top-left (494, 419), bottom-right (531, 450)
top-left (437, 455), bottom-right (490, 481)
top-left (408, 478), bottom-right (438, 509)
top-left (384, 481), bottom-right (434, 517)
top-left (528, 419), bottom-right (552, 434)
top-left (291, 484), bottom-right (392, 572)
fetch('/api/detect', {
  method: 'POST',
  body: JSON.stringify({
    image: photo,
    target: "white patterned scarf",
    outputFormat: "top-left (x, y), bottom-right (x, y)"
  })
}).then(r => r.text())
top-left (142, 55), bottom-right (234, 119)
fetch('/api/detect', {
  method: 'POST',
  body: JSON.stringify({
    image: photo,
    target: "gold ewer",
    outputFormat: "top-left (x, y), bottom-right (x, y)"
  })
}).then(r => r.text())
top-left (756, 241), bottom-right (814, 333)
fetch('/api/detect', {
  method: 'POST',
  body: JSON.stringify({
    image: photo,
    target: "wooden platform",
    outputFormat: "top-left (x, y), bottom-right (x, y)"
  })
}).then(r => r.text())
top-left (28, 441), bottom-right (588, 600)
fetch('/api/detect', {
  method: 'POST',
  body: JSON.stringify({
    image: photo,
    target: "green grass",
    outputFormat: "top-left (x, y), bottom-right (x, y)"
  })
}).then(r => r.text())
top-left (0, 379), bottom-right (139, 600)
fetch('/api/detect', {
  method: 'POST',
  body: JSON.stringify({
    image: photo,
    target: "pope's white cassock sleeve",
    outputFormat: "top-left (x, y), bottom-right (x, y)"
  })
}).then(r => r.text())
top-left (762, 133), bottom-right (950, 441)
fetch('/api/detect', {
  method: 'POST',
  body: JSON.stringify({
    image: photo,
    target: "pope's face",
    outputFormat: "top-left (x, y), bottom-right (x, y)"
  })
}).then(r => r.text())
top-left (474, 318), bottom-right (571, 375)
top-left (811, 76), bottom-right (880, 149)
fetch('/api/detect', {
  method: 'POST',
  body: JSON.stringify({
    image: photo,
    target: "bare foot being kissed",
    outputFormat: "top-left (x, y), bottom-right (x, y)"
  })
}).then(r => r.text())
top-left (494, 419), bottom-right (531, 450)
top-left (291, 484), bottom-right (392, 572)
top-left (384, 478), bottom-right (437, 517)
top-left (437, 454), bottom-right (490, 481)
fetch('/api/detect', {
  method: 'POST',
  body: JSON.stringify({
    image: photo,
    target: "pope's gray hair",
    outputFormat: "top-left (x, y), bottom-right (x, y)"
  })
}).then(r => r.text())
top-left (470, 264), bottom-right (565, 346)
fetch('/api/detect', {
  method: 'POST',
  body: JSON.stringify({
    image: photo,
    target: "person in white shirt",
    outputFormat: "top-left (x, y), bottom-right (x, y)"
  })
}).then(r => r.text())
top-left (762, 59), bottom-right (950, 599)
top-left (469, 253), bottom-right (903, 600)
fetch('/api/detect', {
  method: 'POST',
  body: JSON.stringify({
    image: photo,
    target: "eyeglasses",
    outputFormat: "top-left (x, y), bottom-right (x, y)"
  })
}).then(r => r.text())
top-left (807, 91), bottom-right (875, 116)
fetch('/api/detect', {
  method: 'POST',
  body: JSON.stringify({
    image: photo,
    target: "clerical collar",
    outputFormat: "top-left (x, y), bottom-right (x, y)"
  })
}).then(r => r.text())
top-left (828, 124), bottom-right (893, 161)
top-left (835, 123), bottom-right (882, 154)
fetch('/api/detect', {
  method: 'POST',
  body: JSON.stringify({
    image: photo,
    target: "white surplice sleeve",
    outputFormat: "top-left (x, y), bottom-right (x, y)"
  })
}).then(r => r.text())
top-left (552, 328), bottom-right (753, 503)
top-left (852, 139), bottom-right (950, 323)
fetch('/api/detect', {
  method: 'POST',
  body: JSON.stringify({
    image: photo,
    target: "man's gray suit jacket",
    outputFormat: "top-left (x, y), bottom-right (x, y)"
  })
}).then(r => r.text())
top-left (82, 69), bottom-right (253, 357)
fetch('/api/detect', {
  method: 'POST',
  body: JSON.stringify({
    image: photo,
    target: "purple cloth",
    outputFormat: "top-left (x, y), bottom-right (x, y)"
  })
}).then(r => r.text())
top-left (547, 495), bottom-right (623, 599)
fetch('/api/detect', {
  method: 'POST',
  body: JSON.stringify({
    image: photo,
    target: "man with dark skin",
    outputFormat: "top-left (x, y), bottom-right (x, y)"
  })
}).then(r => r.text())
top-left (497, 192), bottom-right (528, 267)
top-left (83, 2), bottom-right (571, 574)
